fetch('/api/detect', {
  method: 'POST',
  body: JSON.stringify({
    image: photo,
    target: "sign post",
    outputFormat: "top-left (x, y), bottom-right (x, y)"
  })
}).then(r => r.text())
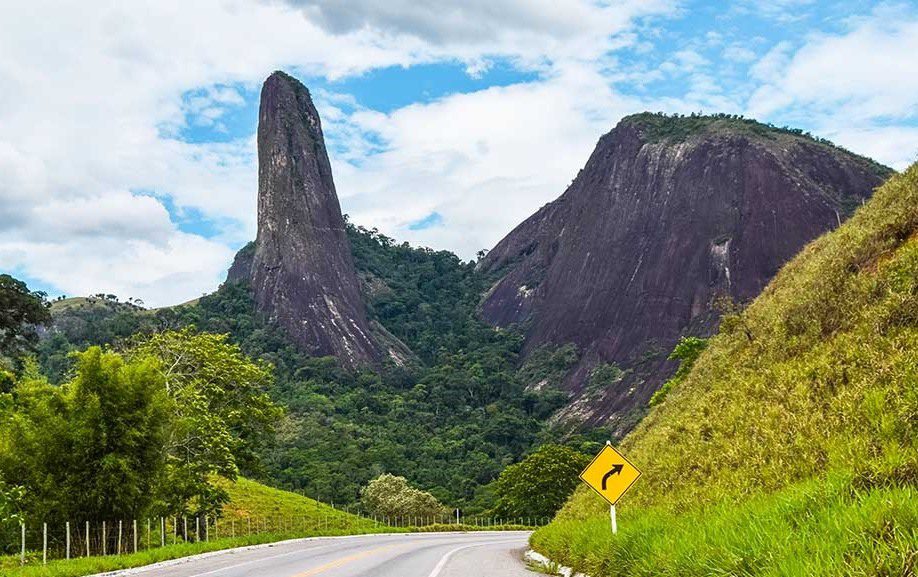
top-left (579, 441), bottom-right (641, 534)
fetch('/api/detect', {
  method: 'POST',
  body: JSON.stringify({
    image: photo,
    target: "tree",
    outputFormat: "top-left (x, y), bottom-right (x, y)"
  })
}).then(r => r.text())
top-left (493, 445), bottom-right (590, 520)
top-left (649, 336), bottom-right (708, 406)
top-left (129, 329), bottom-right (281, 515)
top-left (0, 349), bottom-right (169, 527)
top-left (361, 474), bottom-right (447, 519)
top-left (0, 274), bottom-right (51, 361)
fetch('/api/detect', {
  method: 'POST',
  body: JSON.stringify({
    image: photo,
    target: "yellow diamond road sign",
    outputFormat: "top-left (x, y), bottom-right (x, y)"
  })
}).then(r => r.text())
top-left (580, 444), bottom-right (642, 506)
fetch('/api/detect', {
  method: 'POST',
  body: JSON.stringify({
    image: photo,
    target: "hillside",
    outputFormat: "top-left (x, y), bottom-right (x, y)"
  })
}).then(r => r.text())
top-left (38, 223), bottom-right (578, 511)
top-left (219, 477), bottom-right (375, 532)
top-left (478, 112), bottom-right (892, 435)
top-left (531, 164), bottom-right (918, 575)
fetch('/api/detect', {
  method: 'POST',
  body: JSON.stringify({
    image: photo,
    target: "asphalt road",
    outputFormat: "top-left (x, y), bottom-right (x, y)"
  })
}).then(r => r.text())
top-left (99, 531), bottom-right (536, 577)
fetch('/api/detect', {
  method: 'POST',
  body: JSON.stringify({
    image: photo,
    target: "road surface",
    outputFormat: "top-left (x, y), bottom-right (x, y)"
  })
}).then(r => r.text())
top-left (98, 531), bottom-right (536, 577)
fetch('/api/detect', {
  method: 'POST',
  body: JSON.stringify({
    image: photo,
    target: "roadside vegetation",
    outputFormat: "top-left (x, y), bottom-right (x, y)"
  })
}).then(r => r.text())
top-left (33, 222), bottom-right (588, 513)
top-left (0, 475), bottom-right (532, 577)
top-left (532, 164), bottom-right (918, 575)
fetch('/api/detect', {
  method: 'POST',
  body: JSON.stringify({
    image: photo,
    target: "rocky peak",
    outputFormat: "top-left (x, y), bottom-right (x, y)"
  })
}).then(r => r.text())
top-left (479, 112), bottom-right (892, 432)
top-left (228, 71), bottom-right (382, 368)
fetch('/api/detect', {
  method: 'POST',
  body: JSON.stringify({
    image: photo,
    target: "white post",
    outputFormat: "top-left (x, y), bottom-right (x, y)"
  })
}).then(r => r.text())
top-left (102, 521), bottom-right (106, 555)
top-left (118, 520), bottom-right (122, 555)
top-left (66, 521), bottom-right (71, 559)
top-left (85, 521), bottom-right (90, 557)
top-left (456, 509), bottom-right (460, 525)
top-left (161, 517), bottom-right (165, 547)
top-left (610, 505), bottom-right (617, 534)
top-left (133, 519), bottom-right (137, 553)
top-left (20, 523), bottom-right (25, 566)
top-left (42, 522), bottom-right (47, 564)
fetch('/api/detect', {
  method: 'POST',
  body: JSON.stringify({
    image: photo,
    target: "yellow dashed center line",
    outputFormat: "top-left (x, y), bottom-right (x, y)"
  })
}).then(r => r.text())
top-left (289, 542), bottom-right (406, 577)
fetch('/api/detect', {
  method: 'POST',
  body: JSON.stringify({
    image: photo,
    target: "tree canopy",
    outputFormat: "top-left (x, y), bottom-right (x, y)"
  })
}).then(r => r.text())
top-left (493, 444), bottom-right (590, 519)
top-left (0, 274), bottom-right (51, 363)
top-left (360, 474), bottom-right (446, 519)
top-left (0, 329), bottom-right (280, 551)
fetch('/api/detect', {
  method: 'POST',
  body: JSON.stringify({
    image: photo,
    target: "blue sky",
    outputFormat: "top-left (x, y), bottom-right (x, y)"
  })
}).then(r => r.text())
top-left (1, 0), bottom-right (916, 305)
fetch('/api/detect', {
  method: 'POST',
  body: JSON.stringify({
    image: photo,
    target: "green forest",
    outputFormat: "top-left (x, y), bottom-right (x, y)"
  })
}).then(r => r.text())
top-left (23, 222), bottom-right (600, 515)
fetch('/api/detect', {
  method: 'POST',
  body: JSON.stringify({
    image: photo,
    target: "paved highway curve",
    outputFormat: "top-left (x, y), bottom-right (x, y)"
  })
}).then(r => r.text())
top-left (94, 531), bottom-right (536, 577)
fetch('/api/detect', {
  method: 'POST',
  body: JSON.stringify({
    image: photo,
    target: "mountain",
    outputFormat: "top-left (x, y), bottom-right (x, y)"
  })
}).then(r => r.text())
top-left (530, 161), bottom-right (918, 577)
top-left (39, 220), bottom-right (574, 510)
top-left (227, 71), bottom-right (382, 369)
top-left (478, 113), bottom-right (893, 432)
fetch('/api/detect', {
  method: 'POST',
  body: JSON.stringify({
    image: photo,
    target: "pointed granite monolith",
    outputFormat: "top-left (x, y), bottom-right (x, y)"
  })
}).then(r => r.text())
top-left (229, 71), bottom-right (381, 368)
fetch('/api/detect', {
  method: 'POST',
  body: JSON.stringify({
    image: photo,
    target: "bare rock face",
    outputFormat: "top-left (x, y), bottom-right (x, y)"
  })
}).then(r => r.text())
top-left (478, 113), bottom-right (892, 432)
top-left (229, 71), bottom-right (382, 368)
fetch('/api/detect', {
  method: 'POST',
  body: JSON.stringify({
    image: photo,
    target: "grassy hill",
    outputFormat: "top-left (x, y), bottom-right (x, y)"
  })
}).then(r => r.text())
top-left (531, 164), bottom-right (918, 576)
top-left (218, 477), bottom-right (376, 532)
top-left (1, 477), bottom-right (379, 577)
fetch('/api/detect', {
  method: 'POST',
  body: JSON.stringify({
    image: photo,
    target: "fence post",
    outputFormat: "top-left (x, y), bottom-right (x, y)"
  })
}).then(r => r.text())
top-left (183, 517), bottom-right (188, 543)
top-left (205, 516), bottom-right (209, 542)
top-left (118, 520), bottom-right (122, 555)
top-left (43, 522), bottom-right (47, 565)
top-left (133, 519), bottom-right (138, 553)
top-left (196, 517), bottom-right (200, 542)
top-left (66, 521), bottom-right (71, 559)
top-left (85, 521), bottom-right (90, 557)
top-left (20, 523), bottom-right (25, 566)
top-left (160, 517), bottom-right (165, 547)
top-left (102, 521), bottom-right (107, 556)
top-left (147, 519), bottom-right (151, 550)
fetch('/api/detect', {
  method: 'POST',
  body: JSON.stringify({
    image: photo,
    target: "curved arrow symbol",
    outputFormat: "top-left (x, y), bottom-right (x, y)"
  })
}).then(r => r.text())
top-left (601, 464), bottom-right (624, 490)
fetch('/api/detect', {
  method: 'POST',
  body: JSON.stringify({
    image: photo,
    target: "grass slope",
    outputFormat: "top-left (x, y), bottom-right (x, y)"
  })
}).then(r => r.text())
top-left (1, 477), bottom-right (376, 577)
top-left (4, 477), bottom-right (530, 577)
top-left (532, 164), bottom-right (918, 576)
top-left (218, 477), bottom-right (376, 530)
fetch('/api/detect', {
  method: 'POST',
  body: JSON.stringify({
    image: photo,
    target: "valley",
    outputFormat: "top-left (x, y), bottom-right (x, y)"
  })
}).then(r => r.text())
top-left (2, 65), bottom-right (914, 577)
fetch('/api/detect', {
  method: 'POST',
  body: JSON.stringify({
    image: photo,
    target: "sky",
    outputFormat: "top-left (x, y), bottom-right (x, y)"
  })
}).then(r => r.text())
top-left (1, 0), bottom-right (916, 307)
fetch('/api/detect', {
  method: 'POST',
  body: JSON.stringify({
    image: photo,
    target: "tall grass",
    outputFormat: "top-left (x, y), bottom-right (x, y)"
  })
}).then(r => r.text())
top-left (533, 165), bottom-right (918, 575)
top-left (533, 475), bottom-right (916, 577)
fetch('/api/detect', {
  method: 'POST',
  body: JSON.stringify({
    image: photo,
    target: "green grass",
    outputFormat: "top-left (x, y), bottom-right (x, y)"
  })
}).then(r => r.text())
top-left (2, 477), bottom-right (532, 577)
top-left (532, 164), bottom-right (918, 575)
top-left (1, 532), bottom-right (342, 577)
top-left (532, 475), bottom-right (916, 577)
top-left (217, 477), bottom-right (376, 530)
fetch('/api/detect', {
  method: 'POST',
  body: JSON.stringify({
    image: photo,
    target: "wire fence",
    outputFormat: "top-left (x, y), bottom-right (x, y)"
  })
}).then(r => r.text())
top-left (9, 509), bottom-right (549, 567)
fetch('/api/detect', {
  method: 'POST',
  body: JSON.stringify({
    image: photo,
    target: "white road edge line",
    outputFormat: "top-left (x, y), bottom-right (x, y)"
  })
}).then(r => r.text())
top-left (426, 539), bottom-right (525, 577)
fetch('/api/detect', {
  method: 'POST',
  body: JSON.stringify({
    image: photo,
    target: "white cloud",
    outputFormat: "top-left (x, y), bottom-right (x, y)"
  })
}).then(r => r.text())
top-left (0, 0), bottom-right (672, 306)
top-left (329, 65), bottom-right (647, 256)
top-left (284, 0), bottom-right (672, 64)
top-left (746, 7), bottom-right (918, 168)
top-left (722, 44), bottom-right (757, 64)
top-left (0, 235), bottom-right (233, 307)
top-left (2, 0), bottom-right (914, 309)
